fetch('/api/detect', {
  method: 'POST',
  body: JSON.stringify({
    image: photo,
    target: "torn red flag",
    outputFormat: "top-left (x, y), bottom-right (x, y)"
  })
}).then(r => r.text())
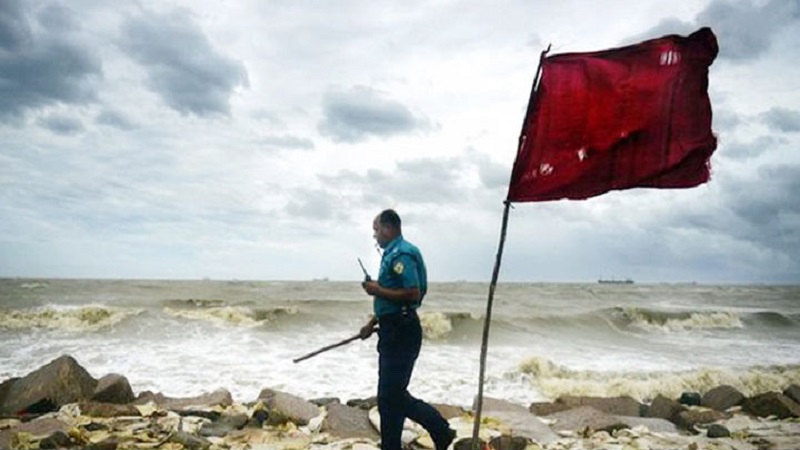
top-left (507, 28), bottom-right (718, 202)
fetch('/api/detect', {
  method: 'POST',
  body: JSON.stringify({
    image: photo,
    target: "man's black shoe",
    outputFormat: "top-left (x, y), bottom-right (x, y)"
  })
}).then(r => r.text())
top-left (434, 428), bottom-right (456, 450)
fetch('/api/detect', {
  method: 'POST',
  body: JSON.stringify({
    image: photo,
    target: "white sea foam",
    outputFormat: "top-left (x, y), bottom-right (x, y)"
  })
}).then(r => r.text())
top-left (162, 306), bottom-right (298, 327)
top-left (623, 308), bottom-right (744, 332)
top-left (419, 312), bottom-right (452, 340)
top-left (0, 305), bottom-right (139, 331)
top-left (518, 356), bottom-right (800, 401)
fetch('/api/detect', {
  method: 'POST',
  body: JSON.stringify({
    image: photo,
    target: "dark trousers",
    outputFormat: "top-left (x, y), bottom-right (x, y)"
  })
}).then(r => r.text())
top-left (377, 310), bottom-right (450, 450)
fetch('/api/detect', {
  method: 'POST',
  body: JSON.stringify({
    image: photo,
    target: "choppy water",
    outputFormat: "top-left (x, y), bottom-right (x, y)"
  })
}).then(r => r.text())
top-left (1, 279), bottom-right (799, 408)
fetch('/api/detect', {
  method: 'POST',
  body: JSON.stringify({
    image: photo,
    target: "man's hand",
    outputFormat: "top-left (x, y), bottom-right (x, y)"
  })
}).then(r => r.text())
top-left (362, 280), bottom-right (380, 296)
top-left (360, 316), bottom-right (378, 340)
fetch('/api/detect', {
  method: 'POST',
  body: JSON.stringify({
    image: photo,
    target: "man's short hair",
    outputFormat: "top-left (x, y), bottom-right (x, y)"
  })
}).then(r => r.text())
top-left (378, 209), bottom-right (402, 230)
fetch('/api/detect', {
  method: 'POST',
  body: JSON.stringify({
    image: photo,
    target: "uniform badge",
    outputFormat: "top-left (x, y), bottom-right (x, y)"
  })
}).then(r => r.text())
top-left (393, 261), bottom-right (404, 274)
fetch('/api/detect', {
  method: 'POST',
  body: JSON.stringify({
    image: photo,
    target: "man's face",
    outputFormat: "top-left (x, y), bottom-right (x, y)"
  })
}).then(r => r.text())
top-left (373, 217), bottom-right (391, 249)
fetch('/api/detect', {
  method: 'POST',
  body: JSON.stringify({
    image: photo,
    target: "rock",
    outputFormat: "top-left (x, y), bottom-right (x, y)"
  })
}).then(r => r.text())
top-left (617, 416), bottom-right (677, 434)
top-left (85, 438), bottom-right (119, 450)
top-left (433, 403), bottom-right (467, 420)
top-left (647, 395), bottom-right (685, 422)
top-left (0, 418), bottom-right (70, 450)
top-left (454, 438), bottom-right (485, 450)
top-left (0, 355), bottom-right (97, 416)
top-left (310, 397), bottom-right (341, 407)
top-left (679, 392), bottom-right (702, 406)
top-left (555, 395), bottom-right (644, 417)
top-left (481, 410), bottom-right (559, 444)
top-left (134, 388), bottom-right (233, 411)
top-left (168, 430), bottom-right (211, 450)
top-left (706, 423), bottom-right (731, 438)
top-left (783, 384), bottom-right (800, 405)
top-left (199, 412), bottom-right (248, 437)
top-left (247, 406), bottom-right (268, 428)
top-left (701, 385), bottom-right (745, 411)
top-left (676, 408), bottom-right (727, 431)
top-left (347, 397), bottom-right (378, 410)
top-left (545, 406), bottom-right (629, 434)
top-left (528, 401), bottom-right (572, 417)
top-left (742, 392), bottom-right (800, 419)
top-left (258, 388), bottom-right (320, 426)
top-left (322, 403), bottom-right (379, 440)
top-left (0, 378), bottom-right (19, 410)
top-left (92, 374), bottom-right (135, 404)
top-left (39, 430), bottom-right (73, 449)
top-left (489, 435), bottom-right (531, 450)
top-left (80, 402), bottom-right (141, 418)
top-left (475, 397), bottom-right (528, 414)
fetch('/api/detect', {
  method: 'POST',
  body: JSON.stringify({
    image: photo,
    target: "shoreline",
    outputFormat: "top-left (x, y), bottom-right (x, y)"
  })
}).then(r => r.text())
top-left (2, 356), bottom-right (800, 449)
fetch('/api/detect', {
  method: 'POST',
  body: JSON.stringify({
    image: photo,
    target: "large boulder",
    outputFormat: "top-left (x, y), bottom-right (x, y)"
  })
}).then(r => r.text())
top-left (555, 395), bottom-right (643, 417)
top-left (257, 388), bottom-right (321, 426)
top-left (0, 355), bottom-right (97, 416)
top-left (545, 406), bottom-right (629, 434)
top-left (646, 395), bottom-right (685, 422)
top-left (92, 374), bottom-right (135, 404)
top-left (742, 392), bottom-right (800, 419)
top-left (783, 385), bottom-right (800, 405)
top-left (0, 377), bottom-right (19, 409)
top-left (476, 396), bottom-right (559, 444)
top-left (322, 403), bottom-right (380, 440)
top-left (528, 401), bottom-right (572, 417)
top-left (79, 402), bottom-right (141, 418)
top-left (676, 408), bottom-right (727, 431)
top-left (701, 385), bottom-right (745, 412)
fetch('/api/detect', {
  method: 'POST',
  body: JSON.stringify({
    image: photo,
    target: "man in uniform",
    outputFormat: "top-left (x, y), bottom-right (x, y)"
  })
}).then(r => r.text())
top-left (360, 209), bottom-right (456, 450)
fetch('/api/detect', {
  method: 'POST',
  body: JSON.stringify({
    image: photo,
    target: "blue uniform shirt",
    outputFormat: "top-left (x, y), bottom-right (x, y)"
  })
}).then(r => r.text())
top-left (373, 236), bottom-right (427, 317)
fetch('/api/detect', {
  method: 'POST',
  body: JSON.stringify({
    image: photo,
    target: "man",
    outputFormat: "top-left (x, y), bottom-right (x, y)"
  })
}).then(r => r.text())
top-left (360, 209), bottom-right (456, 450)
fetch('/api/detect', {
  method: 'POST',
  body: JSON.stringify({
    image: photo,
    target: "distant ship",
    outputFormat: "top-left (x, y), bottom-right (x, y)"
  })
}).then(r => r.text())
top-left (597, 278), bottom-right (634, 284)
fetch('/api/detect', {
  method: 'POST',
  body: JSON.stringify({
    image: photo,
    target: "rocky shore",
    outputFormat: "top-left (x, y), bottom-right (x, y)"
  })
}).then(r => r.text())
top-left (1, 356), bottom-right (799, 450)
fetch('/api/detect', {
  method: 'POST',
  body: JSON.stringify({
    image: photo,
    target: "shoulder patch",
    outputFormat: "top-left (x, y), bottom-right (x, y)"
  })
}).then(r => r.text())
top-left (393, 261), bottom-right (404, 275)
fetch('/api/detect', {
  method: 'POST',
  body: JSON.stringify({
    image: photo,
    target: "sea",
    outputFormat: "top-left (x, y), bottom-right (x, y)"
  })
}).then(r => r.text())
top-left (1, 279), bottom-right (799, 409)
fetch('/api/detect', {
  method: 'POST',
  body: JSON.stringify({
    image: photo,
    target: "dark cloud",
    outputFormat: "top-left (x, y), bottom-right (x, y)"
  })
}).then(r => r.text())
top-left (119, 8), bottom-right (248, 117)
top-left (318, 86), bottom-right (432, 143)
top-left (96, 109), bottom-right (137, 130)
top-left (38, 114), bottom-right (85, 135)
top-left (761, 107), bottom-right (800, 132)
top-left (260, 135), bottom-right (315, 151)
top-left (721, 135), bottom-right (785, 159)
top-left (0, 0), bottom-right (101, 120)
top-left (629, 0), bottom-right (800, 62)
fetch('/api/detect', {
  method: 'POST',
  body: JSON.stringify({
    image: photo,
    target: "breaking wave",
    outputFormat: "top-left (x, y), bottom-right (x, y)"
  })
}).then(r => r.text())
top-left (419, 311), bottom-right (481, 340)
top-left (163, 305), bottom-right (298, 327)
top-left (518, 356), bottom-right (800, 402)
top-left (610, 307), bottom-right (744, 332)
top-left (0, 305), bottom-right (140, 331)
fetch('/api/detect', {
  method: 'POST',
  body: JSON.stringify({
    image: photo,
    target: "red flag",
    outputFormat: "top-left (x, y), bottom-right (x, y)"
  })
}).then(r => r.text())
top-left (507, 28), bottom-right (718, 202)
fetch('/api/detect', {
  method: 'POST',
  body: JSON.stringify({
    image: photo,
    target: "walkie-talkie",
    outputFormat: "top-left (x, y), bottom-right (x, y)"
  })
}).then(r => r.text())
top-left (357, 258), bottom-right (372, 281)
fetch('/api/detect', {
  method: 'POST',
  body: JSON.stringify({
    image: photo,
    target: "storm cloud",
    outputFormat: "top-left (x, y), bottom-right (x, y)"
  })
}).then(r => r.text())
top-left (119, 7), bottom-right (248, 117)
top-left (318, 86), bottom-right (433, 143)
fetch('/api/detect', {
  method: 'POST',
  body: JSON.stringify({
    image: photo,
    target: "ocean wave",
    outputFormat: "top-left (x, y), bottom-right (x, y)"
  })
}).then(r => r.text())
top-left (0, 305), bottom-right (139, 331)
top-left (611, 307), bottom-right (744, 332)
top-left (518, 356), bottom-right (800, 402)
top-left (163, 306), bottom-right (298, 327)
top-left (419, 311), bottom-right (480, 340)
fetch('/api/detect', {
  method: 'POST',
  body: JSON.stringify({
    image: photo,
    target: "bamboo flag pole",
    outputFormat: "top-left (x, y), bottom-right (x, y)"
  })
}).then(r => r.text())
top-left (470, 45), bottom-right (550, 450)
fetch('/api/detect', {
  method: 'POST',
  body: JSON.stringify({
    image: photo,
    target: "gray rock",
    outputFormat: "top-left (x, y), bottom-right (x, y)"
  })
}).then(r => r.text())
top-left (676, 408), bottom-right (727, 431)
top-left (92, 374), bottom-right (135, 404)
top-left (783, 384), bottom-right (800, 405)
top-left (454, 438), bottom-right (485, 450)
top-left (39, 430), bottom-right (73, 449)
top-left (489, 435), bottom-right (531, 450)
top-left (433, 403), bottom-right (467, 420)
top-left (322, 403), bottom-right (379, 440)
top-left (79, 401), bottom-right (141, 418)
top-left (701, 385), bottom-right (745, 411)
top-left (258, 388), bottom-right (320, 426)
top-left (168, 430), bottom-right (211, 450)
top-left (0, 377), bottom-right (19, 410)
top-left (706, 424), bottom-right (731, 438)
top-left (545, 406), bottom-right (629, 434)
top-left (0, 355), bottom-right (97, 416)
top-left (743, 392), bottom-right (800, 419)
top-left (647, 395), bottom-right (685, 422)
top-left (0, 418), bottom-right (70, 450)
top-left (474, 397), bottom-right (529, 414)
top-left (528, 402), bottom-right (572, 417)
top-left (555, 395), bottom-right (643, 417)
top-left (198, 412), bottom-right (248, 437)
top-left (310, 397), bottom-right (341, 407)
top-left (134, 388), bottom-right (233, 411)
top-left (347, 397), bottom-right (378, 410)
top-left (619, 416), bottom-right (677, 434)
top-left (483, 410), bottom-right (559, 444)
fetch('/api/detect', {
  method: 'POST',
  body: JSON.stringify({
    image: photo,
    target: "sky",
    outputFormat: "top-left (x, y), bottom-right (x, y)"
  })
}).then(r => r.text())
top-left (1, 0), bottom-right (798, 284)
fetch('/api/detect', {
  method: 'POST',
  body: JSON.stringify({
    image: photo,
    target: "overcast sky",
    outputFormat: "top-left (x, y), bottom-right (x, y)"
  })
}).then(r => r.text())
top-left (1, 0), bottom-right (798, 283)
